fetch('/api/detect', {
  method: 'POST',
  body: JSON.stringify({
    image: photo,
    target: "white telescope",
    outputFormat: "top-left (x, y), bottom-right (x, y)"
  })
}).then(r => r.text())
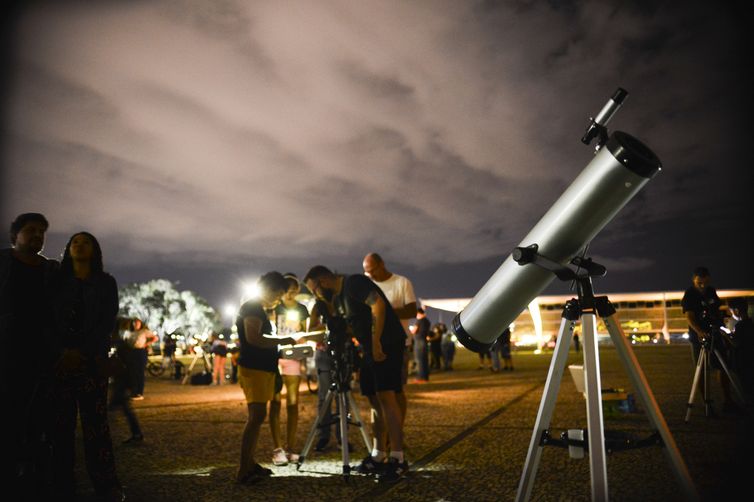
top-left (452, 88), bottom-right (661, 352)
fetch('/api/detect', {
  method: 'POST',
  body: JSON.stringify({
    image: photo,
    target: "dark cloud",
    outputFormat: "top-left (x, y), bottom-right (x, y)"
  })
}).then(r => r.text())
top-left (338, 61), bottom-right (416, 102)
top-left (1, 0), bottom-right (751, 309)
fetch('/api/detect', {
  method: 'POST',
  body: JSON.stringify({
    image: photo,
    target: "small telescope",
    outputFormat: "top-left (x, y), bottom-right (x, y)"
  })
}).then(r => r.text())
top-left (452, 88), bottom-right (661, 352)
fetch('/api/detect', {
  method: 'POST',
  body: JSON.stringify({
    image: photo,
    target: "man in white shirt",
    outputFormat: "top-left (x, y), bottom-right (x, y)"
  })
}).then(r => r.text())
top-left (362, 253), bottom-right (417, 428)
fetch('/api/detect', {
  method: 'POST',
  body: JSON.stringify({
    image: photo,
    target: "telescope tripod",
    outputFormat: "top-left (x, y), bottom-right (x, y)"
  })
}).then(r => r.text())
top-left (514, 272), bottom-right (697, 501)
top-left (181, 348), bottom-right (211, 385)
top-left (297, 356), bottom-right (372, 481)
top-left (685, 334), bottom-right (748, 421)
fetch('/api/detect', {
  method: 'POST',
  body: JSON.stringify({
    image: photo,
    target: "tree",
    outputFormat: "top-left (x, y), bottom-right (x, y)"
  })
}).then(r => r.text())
top-left (118, 279), bottom-right (221, 342)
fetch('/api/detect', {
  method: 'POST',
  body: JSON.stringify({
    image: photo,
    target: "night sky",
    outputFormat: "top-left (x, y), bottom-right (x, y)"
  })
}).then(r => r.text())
top-left (2, 1), bottom-right (752, 312)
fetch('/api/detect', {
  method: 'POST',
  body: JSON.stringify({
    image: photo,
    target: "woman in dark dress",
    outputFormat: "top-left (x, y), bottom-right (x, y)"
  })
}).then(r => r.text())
top-left (52, 232), bottom-right (123, 501)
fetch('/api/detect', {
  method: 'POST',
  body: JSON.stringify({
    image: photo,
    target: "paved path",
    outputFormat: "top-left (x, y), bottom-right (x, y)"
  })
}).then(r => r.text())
top-left (72, 345), bottom-right (750, 501)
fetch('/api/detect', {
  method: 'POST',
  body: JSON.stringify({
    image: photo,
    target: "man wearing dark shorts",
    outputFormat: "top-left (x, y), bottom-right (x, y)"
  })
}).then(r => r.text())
top-left (304, 265), bottom-right (408, 483)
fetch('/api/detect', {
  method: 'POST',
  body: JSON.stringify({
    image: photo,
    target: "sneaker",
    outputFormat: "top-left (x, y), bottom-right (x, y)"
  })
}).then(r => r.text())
top-left (287, 451), bottom-right (300, 463)
top-left (377, 457), bottom-right (409, 483)
top-left (253, 463), bottom-right (273, 476)
top-left (356, 454), bottom-right (386, 475)
top-left (272, 448), bottom-right (288, 466)
top-left (131, 394), bottom-right (144, 401)
top-left (237, 465), bottom-right (268, 485)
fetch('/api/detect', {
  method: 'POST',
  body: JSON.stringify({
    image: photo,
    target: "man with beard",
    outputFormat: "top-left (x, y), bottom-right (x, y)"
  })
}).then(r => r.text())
top-left (304, 265), bottom-right (408, 483)
top-left (0, 213), bottom-right (59, 494)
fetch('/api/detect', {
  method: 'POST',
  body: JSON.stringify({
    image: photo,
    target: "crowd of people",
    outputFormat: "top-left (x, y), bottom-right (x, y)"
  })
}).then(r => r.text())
top-left (2, 212), bottom-right (752, 499)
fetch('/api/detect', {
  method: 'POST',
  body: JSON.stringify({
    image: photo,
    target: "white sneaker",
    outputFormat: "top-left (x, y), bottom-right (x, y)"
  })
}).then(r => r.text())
top-left (272, 448), bottom-right (288, 466)
top-left (287, 451), bottom-right (299, 463)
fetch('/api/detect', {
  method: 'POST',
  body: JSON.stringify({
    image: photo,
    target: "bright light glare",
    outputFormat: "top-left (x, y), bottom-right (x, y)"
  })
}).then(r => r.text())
top-left (241, 281), bottom-right (261, 301)
top-left (515, 333), bottom-right (541, 347)
top-left (286, 310), bottom-right (301, 322)
top-left (224, 303), bottom-right (236, 318)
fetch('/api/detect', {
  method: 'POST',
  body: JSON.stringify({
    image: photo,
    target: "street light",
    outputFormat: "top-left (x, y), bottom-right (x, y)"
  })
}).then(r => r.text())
top-left (223, 303), bottom-right (236, 320)
top-left (241, 280), bottom-right (260, 303)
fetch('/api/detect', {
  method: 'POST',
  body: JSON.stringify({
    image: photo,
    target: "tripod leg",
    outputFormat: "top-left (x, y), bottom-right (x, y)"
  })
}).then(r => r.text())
top-left (712, 347), bottom-right (751, 407)
top-left (347, 391), bottom-right (373, 452)
top-left (604, 315), bottom-right (698, 501)
top-left (298, 388), bottom-right (336, 469)
top-left (702, 349), bottom-right (711, 416)
top-left (181, 355), bottom-right (200, 385)
top-left (515, 317), bottom-right (575, 502)
top-left (580, 312), bottom-right (608, 501)
top-left (685, 347), bottom-right (706, 422)
top-left (339, 391), bottom-right (351, 476)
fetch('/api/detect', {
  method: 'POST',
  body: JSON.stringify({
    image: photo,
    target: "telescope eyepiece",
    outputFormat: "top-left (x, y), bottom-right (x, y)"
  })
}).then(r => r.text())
top-left (582, 87), bottom-right (629, 148)
top-left (612, 87), bottom-right (628, 105)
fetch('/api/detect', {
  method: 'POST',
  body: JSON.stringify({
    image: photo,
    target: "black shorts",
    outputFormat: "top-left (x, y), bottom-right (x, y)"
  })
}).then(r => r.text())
top-left (359, 350), bottom-right (403, 396)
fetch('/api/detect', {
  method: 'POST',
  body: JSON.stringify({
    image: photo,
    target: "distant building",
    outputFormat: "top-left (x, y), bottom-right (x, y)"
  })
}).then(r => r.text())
top-left (421, 290), bottom-right (754, 348)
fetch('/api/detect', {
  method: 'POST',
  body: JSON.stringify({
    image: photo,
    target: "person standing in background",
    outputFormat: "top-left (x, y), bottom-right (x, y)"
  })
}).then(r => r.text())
top-left (109, 317), bottom-right (144, 444)
top-left (428, 323), bottom-right (442, 370)
top-left (413, 309), bottom-right (431, 382)
top-left (125, 318), bottom-right (157, 400)
top-left (499, 327), bottom-right (514, 371)
top-left (210, 332), bottom-right (228, 385)
top-left (437, 323), bottom-right (456, 371)
top-left (681, 266), bottom-right (738, 414)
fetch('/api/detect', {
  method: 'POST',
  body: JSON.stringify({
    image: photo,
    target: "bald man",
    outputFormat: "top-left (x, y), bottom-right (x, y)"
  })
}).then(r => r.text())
top-left (362, 253), bottom-right (417, 428)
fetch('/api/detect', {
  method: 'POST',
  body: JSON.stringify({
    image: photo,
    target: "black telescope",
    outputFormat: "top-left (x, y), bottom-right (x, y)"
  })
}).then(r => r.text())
top-left (452, 89), bottom-right (661, 352)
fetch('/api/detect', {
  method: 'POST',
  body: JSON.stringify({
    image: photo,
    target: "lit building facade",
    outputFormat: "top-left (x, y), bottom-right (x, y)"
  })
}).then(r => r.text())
top-left (421, 290), bottom-right (754, 348)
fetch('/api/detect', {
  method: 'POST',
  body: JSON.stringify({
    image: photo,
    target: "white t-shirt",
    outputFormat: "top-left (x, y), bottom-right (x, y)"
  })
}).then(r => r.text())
top-left (371, 273), bottom-right (417, 338)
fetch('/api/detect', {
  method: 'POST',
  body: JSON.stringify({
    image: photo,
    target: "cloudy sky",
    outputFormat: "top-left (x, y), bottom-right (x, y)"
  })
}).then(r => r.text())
top-left (2, 0), bottom-right (752, 311)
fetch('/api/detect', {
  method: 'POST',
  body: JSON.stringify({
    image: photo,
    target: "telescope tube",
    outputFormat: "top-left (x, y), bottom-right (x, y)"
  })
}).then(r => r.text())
top-left (453, 131), bottom-right (661, 352)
